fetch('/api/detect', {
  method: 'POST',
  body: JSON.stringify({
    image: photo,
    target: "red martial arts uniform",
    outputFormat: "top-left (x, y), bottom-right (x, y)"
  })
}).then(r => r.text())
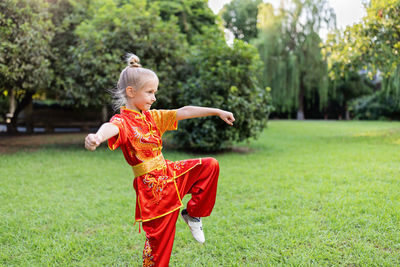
top-left (108, 107), bottom-right (219, 267)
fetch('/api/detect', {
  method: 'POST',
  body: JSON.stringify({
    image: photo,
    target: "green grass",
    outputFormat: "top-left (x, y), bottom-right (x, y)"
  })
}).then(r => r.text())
top-left (1, 120), bottom-right (400, 266)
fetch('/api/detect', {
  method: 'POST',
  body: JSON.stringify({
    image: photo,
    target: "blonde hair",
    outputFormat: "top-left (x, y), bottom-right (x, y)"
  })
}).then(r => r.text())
top-left (111, 53), bottom-right (158, 110)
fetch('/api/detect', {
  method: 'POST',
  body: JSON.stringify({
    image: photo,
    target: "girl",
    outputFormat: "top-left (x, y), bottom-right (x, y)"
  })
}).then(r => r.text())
top-left (85, 53), bottom-right (235, 266)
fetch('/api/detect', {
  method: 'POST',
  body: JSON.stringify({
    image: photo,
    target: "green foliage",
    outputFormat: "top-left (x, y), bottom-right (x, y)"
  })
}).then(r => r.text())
top-left (47, 0), bottom-right (90, 104)
top-left (220, 0), bottom-right (262, 42)
top-left (254, 0), bottom-right (335, 119)
top-left (149, 0), bottom-right (217, 44)
top-left (59, 0), bottom-right (188, 108)
top-left (325, 0), bottom-right (400, 105)
top-left (328, 70), bottom-right (375, 110)
top-left (350, 91), bottom-right (400, 120)
top-left (174, 29), bottom-right (273, 151)
top-left (0, 0), bottom-right (54, 127)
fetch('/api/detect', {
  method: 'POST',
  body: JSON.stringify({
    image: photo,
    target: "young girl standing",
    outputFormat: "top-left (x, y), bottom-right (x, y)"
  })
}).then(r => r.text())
top-left (85, 53), bottom-right (235, 266)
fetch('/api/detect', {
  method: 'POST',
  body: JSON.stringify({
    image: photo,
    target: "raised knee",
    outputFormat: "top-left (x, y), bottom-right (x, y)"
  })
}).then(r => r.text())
top-left (207, 157), bottom-right (219, 169)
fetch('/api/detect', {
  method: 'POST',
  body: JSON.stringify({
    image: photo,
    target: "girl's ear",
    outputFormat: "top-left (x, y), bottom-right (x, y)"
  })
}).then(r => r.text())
top-left (126, 86), bottom-right (136, 98)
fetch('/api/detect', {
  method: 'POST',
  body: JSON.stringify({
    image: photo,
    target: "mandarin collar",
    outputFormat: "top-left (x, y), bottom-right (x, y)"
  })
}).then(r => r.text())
top-left (121, 106), bottom-right (146, 118)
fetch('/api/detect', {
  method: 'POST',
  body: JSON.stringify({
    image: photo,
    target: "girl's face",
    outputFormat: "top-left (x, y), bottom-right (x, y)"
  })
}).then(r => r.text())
top-left (128, 77), bottom-right (158, 112)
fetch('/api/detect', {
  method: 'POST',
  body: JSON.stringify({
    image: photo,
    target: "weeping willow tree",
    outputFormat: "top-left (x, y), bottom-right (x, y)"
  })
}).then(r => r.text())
top-left (253, 0), bottom-right (335, 119)
top-left (325, 0), bottom-right (400, 105)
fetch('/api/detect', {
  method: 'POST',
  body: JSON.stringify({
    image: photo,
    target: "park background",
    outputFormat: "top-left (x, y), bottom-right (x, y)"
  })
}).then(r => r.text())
top-left (1, 0), bottom-right (400, 265)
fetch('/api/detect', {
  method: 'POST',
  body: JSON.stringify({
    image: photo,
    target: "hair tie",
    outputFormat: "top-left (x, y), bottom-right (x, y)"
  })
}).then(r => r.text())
top-left (129, 61), bottom-right (142, 68)
top-left (127, 53), bottom-right (141, 68)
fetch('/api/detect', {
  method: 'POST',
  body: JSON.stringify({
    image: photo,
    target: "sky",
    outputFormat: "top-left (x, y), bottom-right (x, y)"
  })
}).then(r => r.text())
top-left (208, 0), bottom-right (366, 37)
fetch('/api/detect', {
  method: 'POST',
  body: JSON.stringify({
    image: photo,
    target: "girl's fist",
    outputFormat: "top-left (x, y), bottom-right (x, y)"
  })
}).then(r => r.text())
top-left (219, 110), bottom-right (235, 126)
top-left (85, 133), bottom-right (102, 151)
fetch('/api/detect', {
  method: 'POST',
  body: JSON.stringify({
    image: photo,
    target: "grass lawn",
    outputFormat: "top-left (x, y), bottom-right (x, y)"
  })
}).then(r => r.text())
top-left (1, 120), bottom-right (400, 266)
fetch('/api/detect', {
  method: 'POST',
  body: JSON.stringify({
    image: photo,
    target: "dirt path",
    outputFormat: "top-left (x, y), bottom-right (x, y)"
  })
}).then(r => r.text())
top-left (0, 133), bottom-right (87, 154)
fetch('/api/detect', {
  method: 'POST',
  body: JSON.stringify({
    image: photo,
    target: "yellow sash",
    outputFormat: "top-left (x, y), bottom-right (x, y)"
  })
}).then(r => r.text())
top-left (132, 154), bottom-right (166, 177)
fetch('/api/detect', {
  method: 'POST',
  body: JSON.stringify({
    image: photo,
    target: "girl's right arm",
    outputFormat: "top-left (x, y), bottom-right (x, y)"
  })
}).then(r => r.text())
top-left (85, 122), bottom-right (119, 151)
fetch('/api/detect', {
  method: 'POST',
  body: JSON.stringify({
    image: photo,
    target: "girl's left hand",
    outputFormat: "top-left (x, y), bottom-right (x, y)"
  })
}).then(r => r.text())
top-left (219, 110), bottom-right (235, 126)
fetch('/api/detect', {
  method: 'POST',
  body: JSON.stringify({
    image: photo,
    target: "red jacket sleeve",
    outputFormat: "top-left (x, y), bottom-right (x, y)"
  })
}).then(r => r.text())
top-left (107, 114), bottom-right (127, 150)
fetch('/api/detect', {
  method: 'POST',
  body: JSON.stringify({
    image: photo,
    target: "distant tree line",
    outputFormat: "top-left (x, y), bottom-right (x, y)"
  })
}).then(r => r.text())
top-left (221, 0), bottom-right (400, 120)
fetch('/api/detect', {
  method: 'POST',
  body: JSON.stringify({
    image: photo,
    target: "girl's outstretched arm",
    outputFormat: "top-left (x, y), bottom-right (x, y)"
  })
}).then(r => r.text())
top-left (176, 106), bottom-right (235, 126)
top-left (85, 122), bottom-right (119, 151)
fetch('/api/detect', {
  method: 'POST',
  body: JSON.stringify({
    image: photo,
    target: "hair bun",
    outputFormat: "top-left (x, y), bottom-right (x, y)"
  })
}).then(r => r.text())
top-left (127, 53), bottom-right (141, 68)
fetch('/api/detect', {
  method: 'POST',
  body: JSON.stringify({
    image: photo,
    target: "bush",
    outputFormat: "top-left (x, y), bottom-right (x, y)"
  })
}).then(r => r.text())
top-left (350, 91), bottom-right (400, 120)
top-left (173, 30), bottom-right (273, 151)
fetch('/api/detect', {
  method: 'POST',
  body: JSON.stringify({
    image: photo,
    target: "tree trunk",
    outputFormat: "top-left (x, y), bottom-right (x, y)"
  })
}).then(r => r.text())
top-left (297, 85), bottom-right (305, 120)
top-left (7, 91), bottom-right (34, 134)
top-left (6, 90), bottom-right (17, 133)
top-left (101, 105), bottom-right (108, 122)
top-left (8, 89), bottom-right (16, 115)
top-left (345, 104), bottom-right (350, 120)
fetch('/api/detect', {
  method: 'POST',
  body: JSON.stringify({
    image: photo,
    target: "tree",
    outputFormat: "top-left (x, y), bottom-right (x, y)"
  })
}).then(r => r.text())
top-left (0, 0), bottom-right (54, 133)
top-left (254, 0), bottom-right (336, 119)
top-left (47, 0), bottom-right (90, 105)
top-left (149, 0), bottom-right (217, 44)
top-left (325, 0), bottom-right (400, 106)
top-left (220, 0), bottom-right (262, 42)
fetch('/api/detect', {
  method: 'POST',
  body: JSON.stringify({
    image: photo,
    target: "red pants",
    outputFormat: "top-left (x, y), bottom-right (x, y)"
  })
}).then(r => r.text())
top-left (141, 157), bottom-right (219, 267)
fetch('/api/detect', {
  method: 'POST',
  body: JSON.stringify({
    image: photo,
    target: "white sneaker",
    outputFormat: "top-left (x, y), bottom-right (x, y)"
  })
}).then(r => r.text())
top-left (181, 209), bottom-right (205, 244)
